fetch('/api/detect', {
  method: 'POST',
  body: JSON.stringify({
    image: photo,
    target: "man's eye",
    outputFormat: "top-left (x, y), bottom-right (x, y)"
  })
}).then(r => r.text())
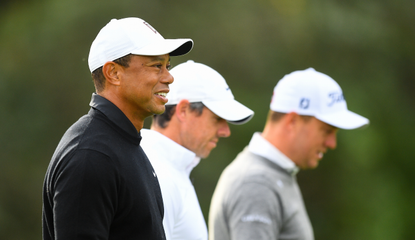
top-left (326, 128), bottom-right (337, 135)
top-left (154, 64), bottom-right (171, 70)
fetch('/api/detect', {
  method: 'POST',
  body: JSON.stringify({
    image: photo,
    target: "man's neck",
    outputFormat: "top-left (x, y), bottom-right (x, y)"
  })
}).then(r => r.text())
top-left (98, 92), bottom-right (145, 132)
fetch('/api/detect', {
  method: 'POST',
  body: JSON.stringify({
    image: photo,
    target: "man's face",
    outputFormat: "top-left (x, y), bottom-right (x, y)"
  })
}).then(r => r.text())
top-left (292, 117), bottom-right (338, 169)
top-left (181, 107), bottom-right (231, 158)
top-left (119, 54), bottom-right (173, 119)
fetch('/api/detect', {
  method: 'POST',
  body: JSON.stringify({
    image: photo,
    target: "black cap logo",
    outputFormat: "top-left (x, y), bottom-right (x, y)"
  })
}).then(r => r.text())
top-left (143, 22), bottom-right (157, 34)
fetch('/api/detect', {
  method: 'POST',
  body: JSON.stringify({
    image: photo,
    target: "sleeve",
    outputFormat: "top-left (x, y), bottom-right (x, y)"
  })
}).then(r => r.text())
top-left (52, 149), bottom-right (118, 239)
top-left (226, 181), bottom-right (282, 240)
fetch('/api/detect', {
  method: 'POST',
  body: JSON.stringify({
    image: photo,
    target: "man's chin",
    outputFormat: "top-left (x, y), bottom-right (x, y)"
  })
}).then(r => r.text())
top-left (196, 151), bottom-right (211, 159)
top-left (300, 160), bottom-right (320, 170)
top-left (308, 161), bottom-right (320, 169)
top-left (152, 105), bottom-right (166, 115)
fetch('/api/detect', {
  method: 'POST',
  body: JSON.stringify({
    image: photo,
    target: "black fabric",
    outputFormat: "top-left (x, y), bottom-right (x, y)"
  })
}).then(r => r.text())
top-left (43, 93), bottom-right (165, 240)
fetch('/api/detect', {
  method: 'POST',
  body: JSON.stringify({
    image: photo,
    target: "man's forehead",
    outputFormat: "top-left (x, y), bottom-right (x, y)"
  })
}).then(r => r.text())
top-left (317, 118), bottom-right (338, 130)
top-left (133, 54), bottom-right (170, 62)
top-left (196, 106), bottom-right (219, 118)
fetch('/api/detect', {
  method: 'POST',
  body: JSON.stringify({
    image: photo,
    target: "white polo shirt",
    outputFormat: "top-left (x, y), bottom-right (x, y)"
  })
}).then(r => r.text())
top-left (140, 129), bottom-right (208, 240)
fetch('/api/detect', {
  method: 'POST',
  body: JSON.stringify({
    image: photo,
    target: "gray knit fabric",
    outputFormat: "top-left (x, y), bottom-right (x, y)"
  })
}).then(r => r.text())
top-left (209, 147), bottom-right (314, 240)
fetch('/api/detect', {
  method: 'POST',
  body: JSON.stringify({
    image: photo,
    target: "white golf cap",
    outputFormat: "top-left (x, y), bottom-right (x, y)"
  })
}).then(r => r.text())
top-left (168, 60), bottom-right (254, 125)
top-left (270, 68), bottom-right (369, 129)
top-left (88, 17), bottom-right (193, 72)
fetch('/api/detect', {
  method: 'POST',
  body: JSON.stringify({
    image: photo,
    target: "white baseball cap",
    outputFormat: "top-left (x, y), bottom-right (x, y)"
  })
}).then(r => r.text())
top-left (168, 60), bottom-right (254, 125)
top-left (270, 68), bottom-right (369, 129)
top-left (88, 17), bottom-right (194, 72)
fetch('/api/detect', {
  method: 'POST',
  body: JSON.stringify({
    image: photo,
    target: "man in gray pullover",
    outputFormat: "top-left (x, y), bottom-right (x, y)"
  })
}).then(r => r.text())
top-left (209, 68), bottom-right (369, 240)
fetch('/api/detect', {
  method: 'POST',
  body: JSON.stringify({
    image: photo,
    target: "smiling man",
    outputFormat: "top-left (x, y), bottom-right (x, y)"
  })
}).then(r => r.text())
top-left (42, 17), bottom-right (193, 240)
top-left (209, 68), bottom-right (369, 240)
top-left (140, 60), bottom-right (254, 240)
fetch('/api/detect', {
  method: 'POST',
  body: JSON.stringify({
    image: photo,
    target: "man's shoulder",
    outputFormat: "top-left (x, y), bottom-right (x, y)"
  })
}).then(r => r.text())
top-left (220, 149), bottom-right (292, 191)
top-left (232, 148), bottom-right (284, 173)
top-left (140, 130), bottom-right (168, 163)
top-left (54, 109), bottom-right (137, 164)
top-left (140, 129), bottom-right (169, 147)
top-left (65, 109), bottom-right (112, 136)
top-left (62, 115), bottom-right (107, 147)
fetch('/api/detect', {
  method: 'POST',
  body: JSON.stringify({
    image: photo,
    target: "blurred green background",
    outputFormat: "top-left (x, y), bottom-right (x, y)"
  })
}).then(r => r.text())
top-left (1, 0), bottom-right (414, 239)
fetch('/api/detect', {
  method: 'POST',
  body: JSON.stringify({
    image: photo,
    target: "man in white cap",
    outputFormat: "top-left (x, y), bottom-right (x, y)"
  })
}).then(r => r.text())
top-left (209, 68), bottom-right (369, 240)
top-left (140, 60), bottom-right (254, 240)
top-left (42, 17), bottom-right (193, 240)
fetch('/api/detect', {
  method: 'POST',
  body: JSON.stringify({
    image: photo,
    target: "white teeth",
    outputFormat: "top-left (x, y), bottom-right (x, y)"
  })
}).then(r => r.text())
top-left (157, 92), bottom-right (167, 97)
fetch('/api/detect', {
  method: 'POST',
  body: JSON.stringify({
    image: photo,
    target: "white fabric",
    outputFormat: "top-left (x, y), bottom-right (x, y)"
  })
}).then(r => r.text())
top-left (140, 129), bottom-right (208, 240)
top-left (270, 68), bottom-right (369, 129)
top-left (167, 60), bottom-right (254, 125)
top-left (248, 132), bottom-right (299, 176)
top-left (88, 17), bottom-right (193, 72)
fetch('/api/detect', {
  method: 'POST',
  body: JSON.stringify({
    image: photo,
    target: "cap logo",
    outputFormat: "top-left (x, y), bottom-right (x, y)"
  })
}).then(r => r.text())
top-left (299, 98), bottom-right (310, 109)
top-left (328, 92), bottom-right (344, 107)
top-left (143, 22), bottom-right (157, 34)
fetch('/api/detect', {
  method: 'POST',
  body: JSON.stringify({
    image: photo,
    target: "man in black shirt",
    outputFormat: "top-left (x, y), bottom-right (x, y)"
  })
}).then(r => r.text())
top-left (42, 17), bottom-right (193, 240)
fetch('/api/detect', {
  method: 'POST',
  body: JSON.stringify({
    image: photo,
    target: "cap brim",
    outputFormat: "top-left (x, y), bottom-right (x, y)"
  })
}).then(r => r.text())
top-left (203, 99), bottom-right (254, 125)
top-left (316, 110), bottom-right (369, 130)
top-left (131, 39), bottom-right (193, 56)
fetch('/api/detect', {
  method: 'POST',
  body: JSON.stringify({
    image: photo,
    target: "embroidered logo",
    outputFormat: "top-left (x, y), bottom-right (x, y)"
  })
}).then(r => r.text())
top-left (143, 22), bottom-right (157, 34)
top-left (327, 92), bottom-right (344, 107)
top-left (299, 98), bottom-right (310, 109)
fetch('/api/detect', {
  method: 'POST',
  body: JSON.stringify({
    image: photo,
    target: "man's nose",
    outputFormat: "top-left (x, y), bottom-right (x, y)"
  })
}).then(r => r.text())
top-left (325, 132), bottom-right (337, 149)
top-left (218, 121), bottom-right (231, 138)
top-left (161, 69), bottom-right (174, 85)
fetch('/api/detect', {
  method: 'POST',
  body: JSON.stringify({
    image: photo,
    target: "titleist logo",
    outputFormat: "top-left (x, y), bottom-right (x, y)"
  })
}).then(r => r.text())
top-left (299, 98), bottom-right (310, 109)
top-left (327, 92), bottom-right (344, 106)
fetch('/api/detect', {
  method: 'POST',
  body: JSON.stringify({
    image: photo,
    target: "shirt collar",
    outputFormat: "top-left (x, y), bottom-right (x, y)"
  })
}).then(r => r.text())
top-left (140, 129), bottom-right (200, 176)
top-left (89, 93), bottom-right (141, 145)
top-left (248, 132), bottom-right (299, 176)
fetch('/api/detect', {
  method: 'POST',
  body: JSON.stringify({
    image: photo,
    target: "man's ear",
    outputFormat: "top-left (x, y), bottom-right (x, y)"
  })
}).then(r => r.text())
top-left (284, 112), bottom-right (301, 130)
top-left (102, 61), bottom-right (122, 86)
top-left (175, 99), bottom-right (191, 122)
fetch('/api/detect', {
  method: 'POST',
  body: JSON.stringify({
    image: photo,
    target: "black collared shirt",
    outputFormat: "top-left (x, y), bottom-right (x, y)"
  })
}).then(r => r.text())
top-left (43, 93), bottom-right (165, 240)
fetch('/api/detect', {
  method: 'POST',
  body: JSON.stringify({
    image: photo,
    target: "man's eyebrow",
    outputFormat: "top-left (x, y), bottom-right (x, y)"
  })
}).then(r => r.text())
top-left (148, 56), bottom-right (171, 63)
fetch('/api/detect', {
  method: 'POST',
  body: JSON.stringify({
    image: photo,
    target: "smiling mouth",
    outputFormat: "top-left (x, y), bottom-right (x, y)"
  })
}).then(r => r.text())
top-left (156, 92), bottom-right (167, 97)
